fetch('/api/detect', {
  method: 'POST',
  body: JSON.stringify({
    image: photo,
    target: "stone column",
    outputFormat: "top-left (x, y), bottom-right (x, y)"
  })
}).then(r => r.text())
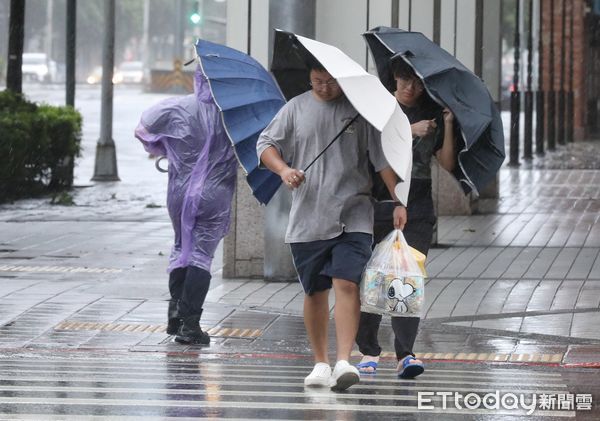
top-left (223, 0), bottom-right (315, 279)
top-left (477, 0), bottom-right (502, 200)
top-left (223, 0), bottom-right (269, 278)
top-left (263, 0), bottom-right (316, 281)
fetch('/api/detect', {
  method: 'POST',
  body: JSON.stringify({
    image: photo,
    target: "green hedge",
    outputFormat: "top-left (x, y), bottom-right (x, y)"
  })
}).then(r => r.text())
top-left (0, 90), bottom-right (82, 202)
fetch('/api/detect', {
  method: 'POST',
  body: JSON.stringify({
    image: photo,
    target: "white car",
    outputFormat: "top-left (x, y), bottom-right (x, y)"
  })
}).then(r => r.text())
top-left (22, 53), bottom-right (55, 83)
top-left (114, 61), bottom-right (144, 84)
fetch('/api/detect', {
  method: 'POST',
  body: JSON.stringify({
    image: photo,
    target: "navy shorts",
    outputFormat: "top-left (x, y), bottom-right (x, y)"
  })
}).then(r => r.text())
top-left (290, 232), bottom-right (373, 295)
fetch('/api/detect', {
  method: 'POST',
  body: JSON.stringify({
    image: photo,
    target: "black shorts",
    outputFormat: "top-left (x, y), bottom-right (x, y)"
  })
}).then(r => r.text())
top-left (290, 232), bottom-right (373, 295)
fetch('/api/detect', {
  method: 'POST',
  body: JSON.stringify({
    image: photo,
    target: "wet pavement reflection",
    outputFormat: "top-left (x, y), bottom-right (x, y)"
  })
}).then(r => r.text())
top-left (0, 352), bottom-right (597, 419)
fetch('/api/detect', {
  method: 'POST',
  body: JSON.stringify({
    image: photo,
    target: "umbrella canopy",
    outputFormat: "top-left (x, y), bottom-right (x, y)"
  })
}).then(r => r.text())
top-left (195, 39), bottom-right (286, 205)
top-left (363, 27), bottom-right (505, 195)
top-left (271, 30), bottom-right (413, 204)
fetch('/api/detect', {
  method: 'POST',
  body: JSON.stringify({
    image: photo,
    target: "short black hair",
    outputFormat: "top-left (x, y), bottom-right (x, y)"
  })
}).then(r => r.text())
top-left (306, 57), bottom-right (326, 72)
top-left (391, 57), bottom-right (417, 79)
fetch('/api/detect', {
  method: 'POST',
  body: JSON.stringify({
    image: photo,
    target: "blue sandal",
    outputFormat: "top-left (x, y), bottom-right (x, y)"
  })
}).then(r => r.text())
top-left (356, 361), bottom-right (378, 374)
top-left (398, 357), bottom-right (424, 379)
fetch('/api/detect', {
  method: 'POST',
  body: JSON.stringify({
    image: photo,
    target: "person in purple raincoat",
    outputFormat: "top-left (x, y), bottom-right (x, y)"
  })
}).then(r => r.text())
top-left (134, 70), bottom-right (237, 345)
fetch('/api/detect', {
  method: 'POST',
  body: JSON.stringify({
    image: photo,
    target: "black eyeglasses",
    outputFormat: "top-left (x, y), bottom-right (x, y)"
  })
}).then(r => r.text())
top-left (310, 78), bottom-right (338, 87)
top-left (398, 77), bottom-right (424, 91)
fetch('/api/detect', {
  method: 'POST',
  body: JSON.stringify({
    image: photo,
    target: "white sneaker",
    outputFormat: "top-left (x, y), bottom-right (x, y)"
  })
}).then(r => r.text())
top-left (304, 362), bottom-right (332, 387)
top-left (330, 360), bottom-right (360, 391)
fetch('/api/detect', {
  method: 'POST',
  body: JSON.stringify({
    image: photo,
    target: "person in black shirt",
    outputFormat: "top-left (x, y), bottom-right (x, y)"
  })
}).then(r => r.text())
top-left (356, 59), bottom-right (456, 378)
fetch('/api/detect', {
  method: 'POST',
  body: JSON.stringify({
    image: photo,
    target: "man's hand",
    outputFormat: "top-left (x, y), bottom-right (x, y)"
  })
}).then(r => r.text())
top-left (279, 167), bottom-right (305, 190)
top-left (411, 119), bottom-right (437, 138)
top-left (393, 205), bottom-right (407, 230)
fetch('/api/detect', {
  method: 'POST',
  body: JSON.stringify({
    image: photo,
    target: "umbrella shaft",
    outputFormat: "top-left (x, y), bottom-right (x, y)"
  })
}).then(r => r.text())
top-left (303, 113), bottom-right (359, 172)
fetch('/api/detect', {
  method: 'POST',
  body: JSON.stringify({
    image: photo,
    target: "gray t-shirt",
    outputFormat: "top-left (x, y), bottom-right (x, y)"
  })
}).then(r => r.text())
top-left (257, 91), bottom-right (390, 243)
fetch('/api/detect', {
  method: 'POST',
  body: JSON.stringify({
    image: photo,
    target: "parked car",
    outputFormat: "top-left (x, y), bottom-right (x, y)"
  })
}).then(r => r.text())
top-left (22, 53), bottom-right (56, 83)
top-left (114, 61), bottom-right (144, 84)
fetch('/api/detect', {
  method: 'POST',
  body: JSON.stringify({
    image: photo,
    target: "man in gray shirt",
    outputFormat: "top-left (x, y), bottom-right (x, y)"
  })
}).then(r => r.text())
top-left (257, 63), bottom-right (404, 391)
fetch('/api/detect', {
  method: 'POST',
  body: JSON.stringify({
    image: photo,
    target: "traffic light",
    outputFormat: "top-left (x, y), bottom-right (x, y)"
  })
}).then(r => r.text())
top-left (190, 12), bottom-right (201, 25)
top-left (189, 0), bottom-right (202, 25)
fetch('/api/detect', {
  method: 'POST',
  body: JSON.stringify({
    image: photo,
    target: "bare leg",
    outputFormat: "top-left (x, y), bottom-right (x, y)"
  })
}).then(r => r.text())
top-left (332, 278), bottom-right (360, 361)
top-left (303, 289), bottom-right (330, 364)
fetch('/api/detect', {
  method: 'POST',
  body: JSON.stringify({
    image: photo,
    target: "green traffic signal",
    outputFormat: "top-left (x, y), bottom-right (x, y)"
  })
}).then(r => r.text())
top-left (190, 12), bottom-right (201, 25)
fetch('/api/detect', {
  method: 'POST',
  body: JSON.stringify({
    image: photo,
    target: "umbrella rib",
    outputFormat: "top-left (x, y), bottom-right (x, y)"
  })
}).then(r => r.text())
top-left (372, 33), bottom-right (397, 55)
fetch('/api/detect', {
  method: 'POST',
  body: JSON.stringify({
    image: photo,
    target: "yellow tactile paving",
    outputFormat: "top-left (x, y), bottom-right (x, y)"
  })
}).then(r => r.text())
top-left (352, 351), bottom-right (564, 363)
top-left (55, 322), bottom-right (262, 338)
top-left (0, 265), bottom-right (122, 273)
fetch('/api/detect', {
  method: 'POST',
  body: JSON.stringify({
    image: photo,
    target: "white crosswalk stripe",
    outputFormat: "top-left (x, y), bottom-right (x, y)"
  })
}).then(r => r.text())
top-left (0, 357), bottom-right (576, 419)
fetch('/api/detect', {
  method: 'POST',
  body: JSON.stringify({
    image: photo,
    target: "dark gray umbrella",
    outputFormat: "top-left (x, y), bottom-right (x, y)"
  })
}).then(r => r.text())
top-left (270, 29), bottom-right (321, 101)
top-left (364, 26), bottom-right (505, 194)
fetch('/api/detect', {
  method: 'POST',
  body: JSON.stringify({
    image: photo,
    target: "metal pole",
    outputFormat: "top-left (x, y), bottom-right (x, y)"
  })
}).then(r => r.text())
top-left (6, 0), bottom-right (25, 94)
top-left (509, 0), bottom-right (521, 167)
top-left (433, 0), bottom-right (441, 45)
top-left (587, 9), bottom-right (600, 136)
top-left (557, 0), bottom-right (566, 145)
top-left (45, 0), bottom-right (53, 64)
top-left (524, 0), bottom-right (534, 159)
top-left (366, 0), bottom-right (370, 67)
top-left (247, 0), bottom-right (252, 54)
top-left (565, 0), bottom-right (574, 142)
top-left (92, 0), bottom-right (119, 182)
top-left (65, 0), bottom-right (76, 107)
top-left (141, 0), bottom-right (150, 84)
top-left (547, 0), bottom-right (556, 150)
top-left (474, 0), bottom-right (483, 76)
top-left (391, 0), bottom-right (399, 28)
top-left (194, 0), bottom-right (204, 39)
top-left (175, 0), bottom-right (184, 61)
top-left (535, 0), bottom-right (545, 156)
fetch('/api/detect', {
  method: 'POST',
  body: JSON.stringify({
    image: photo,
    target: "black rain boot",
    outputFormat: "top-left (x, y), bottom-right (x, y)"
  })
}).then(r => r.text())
top-left (175, 314), bottom-right (210, 345)
top-left (167, 267), bottom-right (187, 335)
top-left (166, 300), bottom-right (181, 335)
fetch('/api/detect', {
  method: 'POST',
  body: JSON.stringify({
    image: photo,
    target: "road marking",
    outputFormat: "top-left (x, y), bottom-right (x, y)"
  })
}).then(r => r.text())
top-left (0, 358), bottom-right (565, 377)
top-left (54, 321), bottom-right (262, 338)
top-left (0, 362), bottom-right (567, 382)
top-left (0, 265), bottom-right (122, 273)
top-left (0, 374), bottom-right (570, 395)
top-left (353, 350), bottom-right (565, 364)
top-left (0, 369), bottom-right (569, 388)
top-left (0, 397), bottom-right (575, 417)
top-left (0, 384), bottom-right (569, 403)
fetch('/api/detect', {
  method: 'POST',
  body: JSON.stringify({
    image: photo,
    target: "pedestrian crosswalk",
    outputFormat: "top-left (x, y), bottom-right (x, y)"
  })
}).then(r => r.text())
top-left (0, 356), bottom-right (579, 419)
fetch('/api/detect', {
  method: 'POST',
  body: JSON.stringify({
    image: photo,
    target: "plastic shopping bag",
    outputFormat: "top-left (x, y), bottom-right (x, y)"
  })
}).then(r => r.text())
top-left (360, 229), bottom-right (426, 317)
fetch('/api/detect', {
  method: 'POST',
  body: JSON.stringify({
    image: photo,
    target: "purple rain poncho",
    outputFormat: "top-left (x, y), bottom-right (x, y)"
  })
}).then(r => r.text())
top-left (134, 70), bottom-right (237, 273)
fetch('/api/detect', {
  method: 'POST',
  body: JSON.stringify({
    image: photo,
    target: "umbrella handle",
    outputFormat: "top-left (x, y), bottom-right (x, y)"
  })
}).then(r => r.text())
top-left (155, 156), bottom-right (168, 173)
top-left (303, 113), bottom-right (360, 173)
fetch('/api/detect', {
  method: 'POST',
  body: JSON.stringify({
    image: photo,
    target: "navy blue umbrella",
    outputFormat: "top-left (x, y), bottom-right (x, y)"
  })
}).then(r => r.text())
top-left (195, 39), bottom-right (286, 204)
top-left (364, 27), bottom-right (505, 194)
